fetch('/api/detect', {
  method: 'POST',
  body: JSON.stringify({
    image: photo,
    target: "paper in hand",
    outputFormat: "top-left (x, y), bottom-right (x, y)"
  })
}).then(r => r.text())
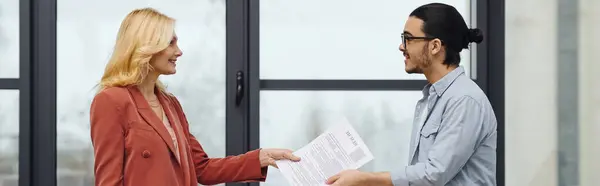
top-left (275, 118), bottom-right (374, 186)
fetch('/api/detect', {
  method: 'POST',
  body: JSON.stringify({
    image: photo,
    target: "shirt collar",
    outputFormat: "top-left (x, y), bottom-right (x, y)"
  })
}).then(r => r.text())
top-left (423, 66), bottom-right (465, 97)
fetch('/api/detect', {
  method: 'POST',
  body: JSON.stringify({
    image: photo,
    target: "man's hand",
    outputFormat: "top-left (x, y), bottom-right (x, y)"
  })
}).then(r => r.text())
top-left (326, 169), bottom-right (371, 186)
top-left (258, 148), bottom-right (300, 168)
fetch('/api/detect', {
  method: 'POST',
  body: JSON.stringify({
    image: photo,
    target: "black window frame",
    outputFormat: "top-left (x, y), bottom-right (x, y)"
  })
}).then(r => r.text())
top-left (230, 0), bottom-right (505, 186)
top-left (19, 0), bottom-right (58, 185)
top-left (0, 0), bottom-right (503, 185)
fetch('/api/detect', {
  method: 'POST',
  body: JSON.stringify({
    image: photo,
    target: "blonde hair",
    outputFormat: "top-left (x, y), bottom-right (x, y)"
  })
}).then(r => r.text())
top-left (98, 8), bottom-right (175, 92)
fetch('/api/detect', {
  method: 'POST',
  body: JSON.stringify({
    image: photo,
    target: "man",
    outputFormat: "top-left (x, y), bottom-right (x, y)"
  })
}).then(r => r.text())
top-left (326, 3), bottom-right (497, 186)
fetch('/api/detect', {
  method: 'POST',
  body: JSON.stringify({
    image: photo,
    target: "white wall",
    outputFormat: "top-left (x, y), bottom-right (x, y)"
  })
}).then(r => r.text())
top-left (505, 0), bottom-right (559, 185)
top-left (506, 0), bottom-right (600, 185)
top-left (579, 0), bottom-right (600, 185)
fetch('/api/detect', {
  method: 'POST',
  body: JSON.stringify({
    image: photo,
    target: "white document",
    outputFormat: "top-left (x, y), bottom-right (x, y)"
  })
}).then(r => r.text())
top-left (275, 119), bottom-right (374, 186)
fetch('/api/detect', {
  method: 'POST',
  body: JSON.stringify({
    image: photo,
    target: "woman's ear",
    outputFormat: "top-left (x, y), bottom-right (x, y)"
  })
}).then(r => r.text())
top-left (430, 38), bottom-right (443, 55)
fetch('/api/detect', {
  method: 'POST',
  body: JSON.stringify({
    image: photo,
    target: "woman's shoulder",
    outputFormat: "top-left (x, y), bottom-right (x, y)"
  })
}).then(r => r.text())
top-left (160, 91), bottom-right (182, 105)
top-left (93, 86), bottom-right (130, 104)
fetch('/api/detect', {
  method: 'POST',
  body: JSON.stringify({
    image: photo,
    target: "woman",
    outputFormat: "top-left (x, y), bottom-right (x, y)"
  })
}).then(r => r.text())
top-left (90, 8), bottom-right (299, 186)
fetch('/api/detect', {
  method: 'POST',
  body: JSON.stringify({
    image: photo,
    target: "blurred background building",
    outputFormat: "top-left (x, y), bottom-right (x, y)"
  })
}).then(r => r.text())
top-left (0, 0), bottom-right (597, 186)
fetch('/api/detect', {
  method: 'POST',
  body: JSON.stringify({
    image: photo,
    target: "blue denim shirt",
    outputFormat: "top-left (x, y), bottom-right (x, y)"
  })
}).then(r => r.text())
top-left (391, 67), bottom-right (497, 186)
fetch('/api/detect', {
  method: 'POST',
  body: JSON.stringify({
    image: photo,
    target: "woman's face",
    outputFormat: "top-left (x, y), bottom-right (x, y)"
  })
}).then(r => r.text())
top-left (149, 33), bottom-right (183, 75)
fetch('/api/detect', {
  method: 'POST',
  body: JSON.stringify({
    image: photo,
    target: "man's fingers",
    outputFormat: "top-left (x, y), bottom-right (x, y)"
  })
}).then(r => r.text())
top-left (329, 182), bottom-right (342, 186)
top-left (325, 173), bottom-right (340, 184)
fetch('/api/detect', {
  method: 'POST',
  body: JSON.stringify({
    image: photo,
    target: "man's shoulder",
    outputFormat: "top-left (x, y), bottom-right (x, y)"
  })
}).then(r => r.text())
top-left (443, 76), bottom-right (488, 103)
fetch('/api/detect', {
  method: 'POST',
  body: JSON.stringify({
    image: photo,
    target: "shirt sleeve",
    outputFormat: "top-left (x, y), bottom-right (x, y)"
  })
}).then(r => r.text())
top-left (390, 96), bottom-right (485, 186)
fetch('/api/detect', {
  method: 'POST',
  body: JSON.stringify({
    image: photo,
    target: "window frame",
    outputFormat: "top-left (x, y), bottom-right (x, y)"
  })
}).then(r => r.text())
top-left (0, 0), bottom-right (504, 185)
top-left (233, 0), bottom-right (505, 186)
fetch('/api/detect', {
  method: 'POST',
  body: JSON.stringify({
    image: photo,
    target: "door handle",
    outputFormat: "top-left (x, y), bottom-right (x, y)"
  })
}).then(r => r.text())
top-left (235, 71), bottom-right (244, 107)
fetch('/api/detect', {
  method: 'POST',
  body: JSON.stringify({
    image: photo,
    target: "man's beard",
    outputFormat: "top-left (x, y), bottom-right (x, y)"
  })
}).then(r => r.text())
top-left (406, 44), bottom-right (432, 74)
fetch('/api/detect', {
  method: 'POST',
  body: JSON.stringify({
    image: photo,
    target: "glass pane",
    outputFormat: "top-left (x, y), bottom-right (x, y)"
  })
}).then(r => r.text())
top-left (0, 90), bottom-right (19, 186)
top-left (56, 1), bottom-right (226, 185)
top-left (260, 91), bottom-right (422, 185)
top-left (260, 0), bottom-right (473, 80)
top-left (0, 0), bottom-right (20, 78)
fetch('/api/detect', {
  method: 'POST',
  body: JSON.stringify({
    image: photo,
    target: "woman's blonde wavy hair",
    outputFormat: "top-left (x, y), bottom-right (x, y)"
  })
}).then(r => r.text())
top-left (98, 8), bottom-right (175, 93)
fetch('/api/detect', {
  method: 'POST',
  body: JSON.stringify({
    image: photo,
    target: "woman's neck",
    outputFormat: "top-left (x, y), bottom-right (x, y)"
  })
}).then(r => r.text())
top-left (139, 72), bottom-right (160, 98)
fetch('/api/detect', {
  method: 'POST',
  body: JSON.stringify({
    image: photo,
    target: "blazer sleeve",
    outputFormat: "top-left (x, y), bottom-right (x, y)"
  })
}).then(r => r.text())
top-left (170, 96), bottom-right (267, 185)
top-left (90, 92), bottom-right (125, 186)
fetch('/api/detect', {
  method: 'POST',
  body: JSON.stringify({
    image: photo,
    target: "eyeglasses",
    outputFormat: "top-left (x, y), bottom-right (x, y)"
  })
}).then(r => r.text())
top-left (401, 33), bottom-right (436, 50)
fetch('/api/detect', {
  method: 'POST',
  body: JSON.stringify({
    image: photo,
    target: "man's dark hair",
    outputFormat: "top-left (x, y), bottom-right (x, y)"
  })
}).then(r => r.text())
top-left (409, 3), bottom-right (484, 66)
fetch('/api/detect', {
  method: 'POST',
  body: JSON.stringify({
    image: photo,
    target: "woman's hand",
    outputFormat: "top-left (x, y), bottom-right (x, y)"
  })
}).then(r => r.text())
top-left (258, 148), bottom-right (301, 168)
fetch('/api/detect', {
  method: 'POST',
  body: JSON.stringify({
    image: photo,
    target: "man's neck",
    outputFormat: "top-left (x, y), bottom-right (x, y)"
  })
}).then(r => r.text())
top-left (423, 64), bottom-right (457, 84)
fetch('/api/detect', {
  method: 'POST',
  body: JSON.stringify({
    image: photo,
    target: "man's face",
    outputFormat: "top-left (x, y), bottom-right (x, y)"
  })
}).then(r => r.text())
top-left (399, 17), bottom-right (432, 74)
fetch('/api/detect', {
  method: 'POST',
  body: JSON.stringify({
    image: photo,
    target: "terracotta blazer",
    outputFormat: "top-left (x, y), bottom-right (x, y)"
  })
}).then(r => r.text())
top-left (90, 85), bottom-right (267, 186)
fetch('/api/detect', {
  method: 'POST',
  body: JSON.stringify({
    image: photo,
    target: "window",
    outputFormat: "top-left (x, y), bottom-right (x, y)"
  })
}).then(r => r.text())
top-left (259, 0), bottom-right (474, 80)
top-left (255, 0), bottom-right (479, 185)
top-left (10, 0), bottom-right (505, 185)
top-left (56, 1), bottom-right (226, 185)
top-left (0, 0), bottom-right (19, 78)
top-left (0, 90), bottom-right (19, 186)
top-left (260, 91), bottom-right (421, 185)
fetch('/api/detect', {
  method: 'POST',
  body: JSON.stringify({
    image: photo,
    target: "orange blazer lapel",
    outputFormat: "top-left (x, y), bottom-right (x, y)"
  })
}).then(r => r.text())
top-left (126, 86), bottom-right (179, 163)
top-left (158, 92), bottom-right (192, 186)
